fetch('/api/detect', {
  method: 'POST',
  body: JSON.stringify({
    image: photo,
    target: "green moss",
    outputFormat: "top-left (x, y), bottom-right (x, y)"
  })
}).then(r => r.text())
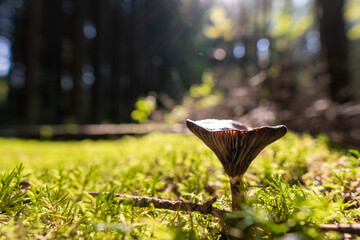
top-left (0, 132), bottom-right (358, 239)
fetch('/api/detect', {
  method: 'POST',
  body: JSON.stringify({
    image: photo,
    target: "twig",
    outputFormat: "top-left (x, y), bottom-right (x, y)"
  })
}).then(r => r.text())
top-left (320, 224), bottom-right (360, 235)
top-left (88, 192), bottom-right (229, 218)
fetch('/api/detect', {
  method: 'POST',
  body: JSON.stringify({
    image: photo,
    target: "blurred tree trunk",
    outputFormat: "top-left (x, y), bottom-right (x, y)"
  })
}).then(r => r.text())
top-left (129, 0), bottom-right (137, 99)
top-left (111, 1), bottom-right (136, 122)
top-left (317, 0), bottom-right (351, 103)
top-left (92, 0), bottom-right (106, 123)
top-left (23, 0), bottom-right (39, 124)
top-left (111, 6), bottom-right (122, 122)
top-left (41, 0), bottom-right (63, 124)
top-left (71, 0), bottom-right (83, 122)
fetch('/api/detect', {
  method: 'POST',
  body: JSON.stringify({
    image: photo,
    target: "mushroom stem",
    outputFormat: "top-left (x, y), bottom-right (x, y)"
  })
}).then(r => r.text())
top-left (230, 176), bottom-right (246, 211)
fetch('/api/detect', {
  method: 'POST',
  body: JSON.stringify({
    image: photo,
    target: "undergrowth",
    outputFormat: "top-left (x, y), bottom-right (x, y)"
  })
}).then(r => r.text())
top-left (0, 132), bottom-right (359, 239)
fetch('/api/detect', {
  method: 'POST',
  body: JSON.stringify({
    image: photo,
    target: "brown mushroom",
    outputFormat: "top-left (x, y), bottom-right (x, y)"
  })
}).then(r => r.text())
top-left (186, 119), bottom-right (287, 211)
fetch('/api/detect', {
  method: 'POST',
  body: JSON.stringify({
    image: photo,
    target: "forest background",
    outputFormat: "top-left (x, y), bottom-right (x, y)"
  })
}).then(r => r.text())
top-left (0, 0), bottom-right (359, 146)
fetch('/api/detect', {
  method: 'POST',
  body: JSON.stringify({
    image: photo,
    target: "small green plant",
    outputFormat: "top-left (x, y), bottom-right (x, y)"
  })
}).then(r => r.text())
top-left (227, 176), bottom-right (346, 239)
top-left (131, 94), bottom-right (156, 123)
top-left (0, 164), bottom-right (27, 213)
top-left (165, 69), bottom-right (224, 123)
top-left (189, 70), bottom-right (214, 98)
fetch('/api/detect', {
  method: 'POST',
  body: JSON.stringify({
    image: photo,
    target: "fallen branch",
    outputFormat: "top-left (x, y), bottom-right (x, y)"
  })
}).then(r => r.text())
top-left (88, 192), bottom-right (229, 218)
top-left (320, 224), bottom-right (360, 235)
top-left (88, 192), bottom-right (360, 236)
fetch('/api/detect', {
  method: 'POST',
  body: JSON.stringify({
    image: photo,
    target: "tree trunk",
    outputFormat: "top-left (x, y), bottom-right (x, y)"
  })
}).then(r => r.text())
top-left (23, 0), bottom-right (39, 124)
top-left (71, 0), bottom-right (83, 122)
top-left (111, 6), bottom-right (122, 122)
top-left (92, 0), bottom-right (106, 123)
top-left (318, 0), bottom-right (351, 103)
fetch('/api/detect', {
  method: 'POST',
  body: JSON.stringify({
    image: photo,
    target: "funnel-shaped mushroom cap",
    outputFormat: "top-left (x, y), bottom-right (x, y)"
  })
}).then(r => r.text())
top-left (187, 119), bottom-right (287, 177)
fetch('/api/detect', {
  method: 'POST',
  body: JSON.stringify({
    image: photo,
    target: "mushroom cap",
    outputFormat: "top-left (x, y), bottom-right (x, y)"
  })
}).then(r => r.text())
top-left (186, 119), bottom-right (287, 177)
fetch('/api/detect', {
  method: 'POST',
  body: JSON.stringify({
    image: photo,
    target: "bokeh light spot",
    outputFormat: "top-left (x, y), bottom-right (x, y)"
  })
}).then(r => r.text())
top-left (62, 0), bottom-right (74, 15)
top-left (0, 3), bottom-right (14, 18)
top-left (60, 74), bottom-right (73, 91)
top-left (8, 0), bottom-right (23, 9)
top-left (213, 48), bottom-right (226, 60)
top-left (0, 36), bottom-right (11, 57)
top-left (256, 38), bottom-right (270, 52)
top-left (83, 21), bottom-right (97, 39)
top-left (0, 37), bottom-right (11, 76)
top-left (233, 42), bottom-right (245, 59)
top-left (10, 62), bottom-right (26, 88)
top-left (306, 30), bottom-right (320, 54)
top-left (82, 64), bottom-right (95, 86)
top-left (0, 57), bottom-right (10, 76)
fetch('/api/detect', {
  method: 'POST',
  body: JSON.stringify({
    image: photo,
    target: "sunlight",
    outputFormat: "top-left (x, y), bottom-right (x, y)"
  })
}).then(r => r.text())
top-left (292, 0), bottom-right (310, 8)
top-left (215, 0), bottom-right (238, 4)
top-left (203, 5), bottom-right (235, 41)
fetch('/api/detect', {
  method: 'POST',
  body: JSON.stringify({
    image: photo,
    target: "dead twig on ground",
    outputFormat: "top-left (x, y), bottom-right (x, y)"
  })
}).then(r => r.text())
top-left (320, 224), bottom-right (360, 235)
top-left (88, 192), bottom-right (229, 218)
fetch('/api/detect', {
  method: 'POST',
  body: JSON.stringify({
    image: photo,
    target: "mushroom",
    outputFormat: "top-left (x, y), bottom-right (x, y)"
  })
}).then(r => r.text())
top-left (186, 119), bottom-right (287, 211)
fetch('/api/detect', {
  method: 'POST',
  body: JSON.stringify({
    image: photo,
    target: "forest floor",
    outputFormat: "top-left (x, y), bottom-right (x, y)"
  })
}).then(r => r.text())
top-left (0, 132), bottom-right (359, 239)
